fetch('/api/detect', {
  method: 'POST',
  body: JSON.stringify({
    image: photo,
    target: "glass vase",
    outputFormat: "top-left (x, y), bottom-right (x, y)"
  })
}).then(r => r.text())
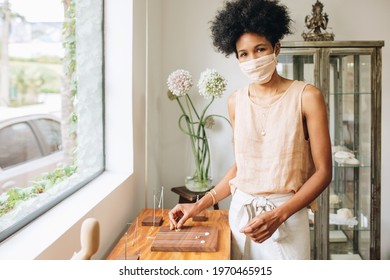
top-left (184, 176), bottom-right (213, 193)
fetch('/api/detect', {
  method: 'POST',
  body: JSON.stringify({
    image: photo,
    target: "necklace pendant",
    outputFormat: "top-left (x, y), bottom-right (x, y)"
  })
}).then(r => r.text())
top-left (261, 130), bottom-right (266, 136)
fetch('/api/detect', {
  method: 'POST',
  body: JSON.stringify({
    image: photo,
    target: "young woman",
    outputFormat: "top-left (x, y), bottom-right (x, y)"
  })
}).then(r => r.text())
top-left (168, 0), bottom-right (332, 260)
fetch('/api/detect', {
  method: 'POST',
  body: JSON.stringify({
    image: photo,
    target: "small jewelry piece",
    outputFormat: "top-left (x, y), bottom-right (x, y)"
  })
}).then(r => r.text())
top-left (251, 84), bottom-right (278, 137)
top-left (259, 108), bottom-right (271, 136)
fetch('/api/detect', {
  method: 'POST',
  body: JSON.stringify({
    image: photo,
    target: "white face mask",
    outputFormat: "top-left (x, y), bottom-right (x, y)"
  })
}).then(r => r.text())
top-left (239, 53), bottom-right (277, 84)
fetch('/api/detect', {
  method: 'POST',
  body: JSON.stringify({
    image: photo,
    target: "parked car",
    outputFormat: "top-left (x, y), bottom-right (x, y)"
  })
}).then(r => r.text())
top-left (0, 111), bottom-right (63, 195)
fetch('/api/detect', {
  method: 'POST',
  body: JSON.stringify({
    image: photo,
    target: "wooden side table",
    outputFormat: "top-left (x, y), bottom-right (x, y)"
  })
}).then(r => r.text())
top-left (171, 186), bottom-right (219, 210)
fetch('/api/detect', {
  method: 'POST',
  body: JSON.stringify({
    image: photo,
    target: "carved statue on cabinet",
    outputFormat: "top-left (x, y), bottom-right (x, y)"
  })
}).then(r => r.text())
top-left (302, 0), bottom-right (335, 41)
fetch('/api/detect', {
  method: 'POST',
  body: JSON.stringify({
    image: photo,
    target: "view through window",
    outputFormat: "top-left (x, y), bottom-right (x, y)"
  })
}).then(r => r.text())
top-left (0, 0), bottom-right (104, 241)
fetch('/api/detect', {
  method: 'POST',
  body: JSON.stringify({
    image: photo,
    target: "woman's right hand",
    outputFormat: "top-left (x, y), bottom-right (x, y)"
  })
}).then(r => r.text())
top-left (168, 203), bottom-right (199, 230)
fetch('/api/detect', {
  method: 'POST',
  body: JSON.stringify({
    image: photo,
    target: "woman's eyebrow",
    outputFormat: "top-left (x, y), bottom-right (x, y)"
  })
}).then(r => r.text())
top-left (253, 43), bottom-right (268, 48)
top-left (237, 43), bottom-right (268, 53)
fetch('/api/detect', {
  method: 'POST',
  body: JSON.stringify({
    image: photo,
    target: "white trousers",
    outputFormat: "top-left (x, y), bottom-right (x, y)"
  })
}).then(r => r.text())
top-left (229, 189), bottom-right (310, 260)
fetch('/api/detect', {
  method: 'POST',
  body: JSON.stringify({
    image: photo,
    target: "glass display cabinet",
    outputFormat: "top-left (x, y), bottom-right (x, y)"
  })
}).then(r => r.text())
top-left (279, 41), bottom-right (383, 260)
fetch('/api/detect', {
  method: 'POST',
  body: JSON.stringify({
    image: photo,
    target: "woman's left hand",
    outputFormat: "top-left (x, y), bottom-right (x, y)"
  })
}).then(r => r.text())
top-left (239, 209), bottom-right (283, 243)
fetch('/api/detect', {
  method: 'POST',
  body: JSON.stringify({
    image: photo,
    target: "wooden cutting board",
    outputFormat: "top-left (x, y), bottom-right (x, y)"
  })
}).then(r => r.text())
top-left (151, 226), bottom-right (218, 252)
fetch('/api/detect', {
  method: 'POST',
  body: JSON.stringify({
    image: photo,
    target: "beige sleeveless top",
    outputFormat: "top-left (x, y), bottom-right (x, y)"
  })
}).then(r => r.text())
top-left (229, 80), bottom-right (315, 195)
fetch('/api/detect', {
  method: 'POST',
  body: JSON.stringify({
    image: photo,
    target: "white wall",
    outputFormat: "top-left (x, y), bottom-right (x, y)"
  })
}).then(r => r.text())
top-left (147, 0), bottom-right (390, 259)
top-left (147, 0), bottom-right (237, 211)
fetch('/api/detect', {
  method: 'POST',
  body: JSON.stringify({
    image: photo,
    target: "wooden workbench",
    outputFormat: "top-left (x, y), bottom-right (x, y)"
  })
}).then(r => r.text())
top-left (106, 208), bottom-right (230, 260)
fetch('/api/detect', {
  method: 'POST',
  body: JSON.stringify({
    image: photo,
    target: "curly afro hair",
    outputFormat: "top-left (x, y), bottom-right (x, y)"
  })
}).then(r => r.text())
top-left (210, 0), bottom-right (293, 57)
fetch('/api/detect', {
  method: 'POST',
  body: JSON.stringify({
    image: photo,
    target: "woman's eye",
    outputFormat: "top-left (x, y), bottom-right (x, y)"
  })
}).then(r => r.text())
top-left (239, 53), bottom-right (247, 57)
top-left (256, 48), bottom-right (265, 53)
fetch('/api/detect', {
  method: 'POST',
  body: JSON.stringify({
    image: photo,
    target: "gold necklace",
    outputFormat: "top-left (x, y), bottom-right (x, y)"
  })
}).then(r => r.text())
top-left (251, 84), bottom-right (279, 137)
top-left (259, 106), bottom-right (271, 136)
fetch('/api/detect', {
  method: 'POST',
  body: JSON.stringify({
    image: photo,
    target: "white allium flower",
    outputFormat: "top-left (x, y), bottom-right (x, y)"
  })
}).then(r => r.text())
top-left (197, 69), bottom-right (227, 98)
top-left (167, 69), bottom-right (193, 97)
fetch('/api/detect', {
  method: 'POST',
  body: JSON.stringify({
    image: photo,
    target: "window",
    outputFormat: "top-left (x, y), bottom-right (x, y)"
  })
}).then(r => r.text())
top-left (0, 122), bottom-right (42, 168)
top-left (31, 118), bottom-right (62, 154)
top-left (0, 0), bottom-right (104, 242)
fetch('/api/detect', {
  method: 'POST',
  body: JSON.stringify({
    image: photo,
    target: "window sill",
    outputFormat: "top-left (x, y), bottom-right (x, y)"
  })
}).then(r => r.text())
top-left (0, 169), bottom-right (133, 260)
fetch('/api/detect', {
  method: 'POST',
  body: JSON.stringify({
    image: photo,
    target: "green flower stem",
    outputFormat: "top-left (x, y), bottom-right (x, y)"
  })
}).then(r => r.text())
top-left (205, 114), bottom-right (232, 127)
top-left (184, 96), bottom-right (201, 169)
top-left (186, 95), bottom-right (208, 182)
top-left (197, 97), bottom-right (215, 182)
top-left (174, 93), bottom-right (230, 186)
top-left (176, 97), bottom-right (202, 181)
top-left (185, 94), bottom-right (200, 120)
top-left (197, 96), bottom-right (214, 136)
top-left (201, 129), bottom-right (210, 181)
top-left (186, 96), bottom-right (205, 177)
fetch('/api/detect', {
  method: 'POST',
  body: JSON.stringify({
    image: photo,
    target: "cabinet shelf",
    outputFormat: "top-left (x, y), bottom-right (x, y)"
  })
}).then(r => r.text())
top-left (333, 162), bottom-right (370, 168)
top-left (330, 224), bottom-right (370, 231)
top-left (331, 92), bottom-right (371, 95)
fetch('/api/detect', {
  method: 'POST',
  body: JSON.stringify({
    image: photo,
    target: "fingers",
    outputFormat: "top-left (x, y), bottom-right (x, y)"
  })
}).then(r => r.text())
top-left (239, 224), bottom-right (255, 234)
top-left (168, 209), bottom-right (180, 230)
top-left (241, 226), bottom-right (269, 243)
top-left (168, 203), bottom-right (197, 230)
top-left (239, 218), bottom-right (259, 233)
top-left (168, 208), bottom-right (176, 230)
top-left (176, 214), bottom-right (188, 229)
top-left (168, 206), bottom-right (186, 230)
top-left (168, 214), bottom-right (176, 230)
top-left (239, 218), bottom-right (272, 243)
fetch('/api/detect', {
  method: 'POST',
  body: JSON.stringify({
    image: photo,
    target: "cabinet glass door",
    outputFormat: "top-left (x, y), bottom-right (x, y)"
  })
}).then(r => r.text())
top-left (278, 49), bottom-right (320, 260)
top-left (278, 50), bottom-right (319, 87)
top-left (327, 50), bottom-right (373, 260)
